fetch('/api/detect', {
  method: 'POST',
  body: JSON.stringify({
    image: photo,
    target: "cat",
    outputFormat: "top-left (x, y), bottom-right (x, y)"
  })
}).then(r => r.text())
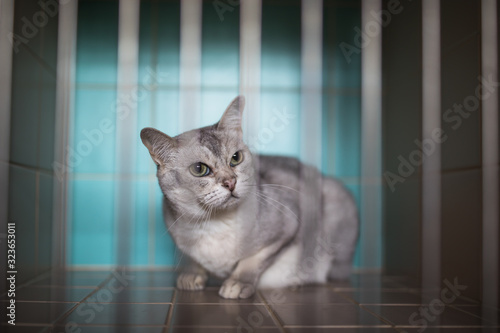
top-left (140, 96), bottom-right (358, 299)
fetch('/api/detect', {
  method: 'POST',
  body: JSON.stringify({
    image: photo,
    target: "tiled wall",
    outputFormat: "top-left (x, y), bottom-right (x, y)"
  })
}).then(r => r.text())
top-left (7, 0), bottom-right (59, 283)
top-left (382, 0), bottom-right (499, 302)
top-left (68, 0), bottom-right (364, 267)
top-left (382, 0), bottom-right (422, 276)
top-left (322, 2), bottom-right (362, 265)
top-left (440, 0), bottom-right (483, 301)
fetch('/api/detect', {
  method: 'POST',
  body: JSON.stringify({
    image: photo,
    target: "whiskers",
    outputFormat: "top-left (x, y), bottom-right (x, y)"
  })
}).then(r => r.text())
top-left (244, 183), bottom-right (300, 194)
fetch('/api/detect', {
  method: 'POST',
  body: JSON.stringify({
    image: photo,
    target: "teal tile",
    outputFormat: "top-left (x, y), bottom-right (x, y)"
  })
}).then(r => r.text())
top-left (136, 90), bottom-right (154, 175)
top-left (72, 89), bottom-right (117, 174)
top-left (138, 1), bottom-right (154, 79)
top-left (255, 91), bottom-right (301, 158)
top-left (76, 0), bottom-right (118, 85)
top-left (70, 179), bottom-right (115, 265)
top-left (333, 94), bottom-right (361, 178)
top-left (133, 180), bottom-right (152, 265)
top-left (154, 186), bottom-right (176, 266)
top-left (38, 67), bottom-right (57, 170)
top-left (155, 1), bottom-right (181, 87)
top-left (201, 0), bottom-right (240, 88)
top-left (156, 89), bottom-right (180, 137)
top-left (8, 165), bottom-right (37, 283)
top-left (331, 6), bottom-right (362, 89)
top-left (261, 1), bottom-right (301, 89)
top-left (343, 182), bottom-right (361, 268)
top-left (38, 173), bottom-right (54, 272)
top-left (201, 90), bottom-right (240, 126)
top-left (321, 95), bottom-right (335, 176)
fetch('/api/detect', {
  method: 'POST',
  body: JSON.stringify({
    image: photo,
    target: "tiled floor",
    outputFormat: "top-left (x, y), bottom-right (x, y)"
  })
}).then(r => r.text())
top-left (1, 270), bottom-right (498, 332)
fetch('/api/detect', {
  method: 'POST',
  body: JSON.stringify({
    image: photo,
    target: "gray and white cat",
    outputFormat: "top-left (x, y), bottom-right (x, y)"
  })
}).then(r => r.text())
top-left (140, 96), bottom-right (358, 299)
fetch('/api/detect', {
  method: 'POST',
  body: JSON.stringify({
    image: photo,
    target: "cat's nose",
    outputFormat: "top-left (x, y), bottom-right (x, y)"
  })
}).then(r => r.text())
top-left (223, 178), bottom-right (237, 192)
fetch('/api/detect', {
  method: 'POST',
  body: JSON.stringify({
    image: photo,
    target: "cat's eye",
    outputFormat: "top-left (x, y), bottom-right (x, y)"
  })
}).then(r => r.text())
top-left (230, 151), bottom-right (243, 167)
top-left (189, 162), bottom-right (210, 177)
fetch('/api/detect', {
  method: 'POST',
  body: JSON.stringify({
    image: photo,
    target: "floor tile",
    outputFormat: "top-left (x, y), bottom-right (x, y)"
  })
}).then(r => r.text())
top-left (260, 285), bottom-right (351, 304)
top-left (0, 326), bottom-right (50, 333)
top-left (452, 305), bottom-right (500, 324)
top-left (169, 328), bottom-right (280, 333)
top-left (60, 303), bottom-right (171, 325)
top-left (51, 326), bottom-right (168, 333)
top-left (0, 302), bottom-right (76, 324)
top-left (122, 271), bottom-right (177, 288)
top-left (94, 285), bottom-right (174, 303)
top-left (329, 274), bottom-right (405, 290)
top-left (30, 271), bottom-right (111, 287)
top-left (176, 288), bottom-right (263, 304)
top-left (395, 328), bottom-right (498, 333)
top-left (170, 304), bottom-right (276, 327)
top-left (286, 328), bottom-right (398, 333)
top-left (418, 291), bottom-right (479, 305)
top-left (387, 276), bottom-right (422, 289)
top-left (338, 290), bottom-right (424, 304)
top-left (271, 304), bottom-right (387, 326)
top-left (363, 305), bottom-right (491, 327)
top-left (0, 286), bottom-right (95, 302)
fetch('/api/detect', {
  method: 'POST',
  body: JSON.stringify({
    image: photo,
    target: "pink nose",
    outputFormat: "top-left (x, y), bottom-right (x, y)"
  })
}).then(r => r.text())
top-left (223, 178), bottom-right (236, 192)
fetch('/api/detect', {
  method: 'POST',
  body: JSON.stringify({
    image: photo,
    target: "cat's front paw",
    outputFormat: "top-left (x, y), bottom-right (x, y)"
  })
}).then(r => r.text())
top-left (177, 273), bottom-right (207, 291)
top-left (219, 279), bottom-right (255, 299)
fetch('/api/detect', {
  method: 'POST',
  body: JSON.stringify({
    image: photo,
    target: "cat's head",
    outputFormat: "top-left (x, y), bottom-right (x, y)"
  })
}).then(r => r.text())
top-left (140, 96), bottom-right (255, 217)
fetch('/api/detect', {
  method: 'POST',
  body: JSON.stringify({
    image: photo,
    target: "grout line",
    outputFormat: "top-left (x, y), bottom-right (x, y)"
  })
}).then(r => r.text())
top-left (174, 301), bottom-right (266, 305)
top-left (257, 290), bottom-right (287, 333)
top-left (448, 304), bottom-right (498, 324)
top-left (0, 269), bottom-right (53, 297)
top-left (395, 325), bottom-right (500, 328)
top-left (52, 271), bottom-right (115, 325)
top-left (164, 289), bottom-right (177, 327)
top-left (326, 285), bottom-right (399, 329)
top-left (35, 171), bottom-right (40, 274)
top-left (148, 0), bottom-right (160, 268)
top-left (282, 325), bottom-right (393, 328)
top-left (358, 304), bottom-right (398, 327)
top-left (17, 42), bottom-right (57, 78)
top-left (73, 83), bottom-right (362, 94)
top-left (9, 161), bottom-right (54, 176)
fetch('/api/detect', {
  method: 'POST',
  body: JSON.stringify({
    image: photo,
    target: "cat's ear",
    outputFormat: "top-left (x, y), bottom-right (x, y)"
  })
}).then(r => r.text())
top-left (140, 127), bottom-right (175, 166)
top-left (218, 95), bottom-right (245, 136)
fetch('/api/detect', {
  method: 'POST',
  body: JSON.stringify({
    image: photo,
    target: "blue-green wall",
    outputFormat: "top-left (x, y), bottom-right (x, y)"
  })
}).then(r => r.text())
top-left (69, 0), bottom-right (362, 267)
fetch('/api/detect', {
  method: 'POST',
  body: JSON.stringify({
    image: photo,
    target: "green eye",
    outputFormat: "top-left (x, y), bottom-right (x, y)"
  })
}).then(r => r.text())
top-left (189, 162), bottom-right (210, 177)
top-left (230, 151), bottom-right (243, 167)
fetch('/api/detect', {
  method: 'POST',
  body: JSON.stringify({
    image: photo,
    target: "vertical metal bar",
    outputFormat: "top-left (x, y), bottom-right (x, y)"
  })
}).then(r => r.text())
top-left (115, 0), bottom-right (140, 267)
top-left (240, 0), bottom-right (262, 143)
top-left (179, 0), bottom-right (202, 131)
top-left (421, 0), bottom-right (441, 291)
top-left (481, 0), bottom-right (499, 322)
top-left (0, 0), bottom-right (15, 296)
top-left (360, 0), bottom-right (382, 269)
top-left (53, 0), bottom-right (78, 268)
top-left (299, 0), bottom-right (324, 279)
top-left (301, 0), bottom-right (323, 169)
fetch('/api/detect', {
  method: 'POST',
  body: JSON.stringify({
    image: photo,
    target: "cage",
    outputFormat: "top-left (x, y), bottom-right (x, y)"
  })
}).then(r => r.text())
top-left (0, 0), bottom-right (499, 331)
